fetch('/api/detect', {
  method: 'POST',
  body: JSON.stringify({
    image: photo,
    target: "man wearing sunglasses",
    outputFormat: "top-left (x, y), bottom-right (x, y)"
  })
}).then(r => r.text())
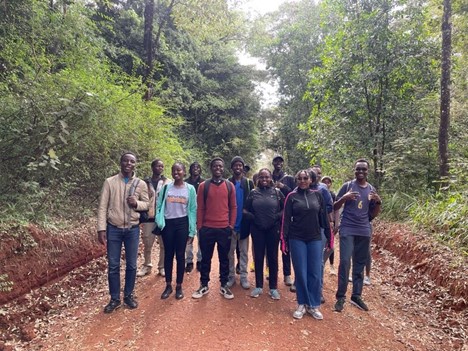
top-left (333, 159), bottom-right (382, 312)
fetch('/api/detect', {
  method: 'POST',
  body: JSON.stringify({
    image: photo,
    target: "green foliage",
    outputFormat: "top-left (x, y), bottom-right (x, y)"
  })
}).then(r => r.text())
top-left (0, 2), bottom-right (186, 222)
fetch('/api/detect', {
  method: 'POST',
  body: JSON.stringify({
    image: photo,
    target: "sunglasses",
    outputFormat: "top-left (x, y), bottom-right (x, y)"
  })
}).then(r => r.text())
top-left (297, 177), bottom-right (309, 181)
top-left (355, 168), bottom-right (368, 172)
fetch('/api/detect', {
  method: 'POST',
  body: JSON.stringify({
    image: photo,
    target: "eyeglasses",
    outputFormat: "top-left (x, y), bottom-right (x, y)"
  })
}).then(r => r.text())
top-left (355, 168), bottom-right (368, 172)
top-left (297, 177), bottom-right (309, 181)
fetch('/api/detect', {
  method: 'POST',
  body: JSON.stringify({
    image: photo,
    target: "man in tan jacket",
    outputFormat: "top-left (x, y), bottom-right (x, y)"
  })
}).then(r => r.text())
top-left (97, 152), bottom-right (149, 313)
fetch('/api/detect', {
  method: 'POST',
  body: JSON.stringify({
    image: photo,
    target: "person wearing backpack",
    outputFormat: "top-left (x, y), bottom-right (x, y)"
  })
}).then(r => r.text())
top-left (184, 162), bottom-right (205, 273)
top-left (226, 156), bottom-right (254, 290)
top-left (244, 168), bottom-right (284, 300)
top-left (271, 155), bottom-right (296, 288)
top-left (192, 157), bottom-right (237, 300)
top-left (137, 159), bottom-right (171, 278)
top-left (97, 152), bottom-right (149, 313)
top-left (334, 159), bottom-right (382, 312)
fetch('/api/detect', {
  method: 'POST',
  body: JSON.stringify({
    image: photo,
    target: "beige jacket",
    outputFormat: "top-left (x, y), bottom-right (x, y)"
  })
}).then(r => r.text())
top-left (97, 172), bottom-right (149, 231)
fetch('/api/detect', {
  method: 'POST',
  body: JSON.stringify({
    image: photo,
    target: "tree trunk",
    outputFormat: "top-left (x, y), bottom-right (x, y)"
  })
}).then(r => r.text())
top-left (143, 0), bottom-right (155, 100)
top-left (438, 0), bottom-right (452, 184)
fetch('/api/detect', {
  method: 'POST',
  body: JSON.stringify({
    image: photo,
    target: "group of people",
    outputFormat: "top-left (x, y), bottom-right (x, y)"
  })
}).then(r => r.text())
top-left (97, 152), bottom-right (381, 320)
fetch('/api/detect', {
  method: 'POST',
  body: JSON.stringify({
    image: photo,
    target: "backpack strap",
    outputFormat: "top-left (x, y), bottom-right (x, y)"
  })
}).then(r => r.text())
top-left (129, 178), bottom-right (141, 196)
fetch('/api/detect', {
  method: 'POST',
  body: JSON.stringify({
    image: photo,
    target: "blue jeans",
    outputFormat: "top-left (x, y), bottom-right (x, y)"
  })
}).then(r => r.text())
top-left (290, 239), bottom-right (323, 308)
top-left (336, 234), bottom-right (371, 300)
top-left (106, 224), bottom-right (140, 300)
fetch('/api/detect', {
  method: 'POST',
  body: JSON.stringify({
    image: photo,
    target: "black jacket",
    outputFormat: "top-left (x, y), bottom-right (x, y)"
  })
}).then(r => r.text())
top-left (280, 188), bottom-right (331, 249)
top-left (244, 186), bottom-right (284, 230)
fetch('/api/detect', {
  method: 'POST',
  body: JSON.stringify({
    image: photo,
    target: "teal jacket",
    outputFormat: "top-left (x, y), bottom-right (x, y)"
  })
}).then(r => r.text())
top-left (155, 182), bottom-right (197, 237)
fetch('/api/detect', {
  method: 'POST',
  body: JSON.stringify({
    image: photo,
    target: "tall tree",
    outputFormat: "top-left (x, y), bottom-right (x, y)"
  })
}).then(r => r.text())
top-left (438, 0), bottom-right (452, 182)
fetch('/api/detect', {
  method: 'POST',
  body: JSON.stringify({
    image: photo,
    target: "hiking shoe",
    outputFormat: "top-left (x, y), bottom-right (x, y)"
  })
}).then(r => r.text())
top-left (269, 289), bottom-right (281, 300)
top-left (240, 278), bottom-right (250, 289)
top-left (284, 275), bottom-right (293, 286)
top-left (175, 286), bottom-right (184, 300)
top-left (250, 287), bottom-right (263, 298)
top-left (192, 285), bottom-right (209, 299)
top-left (136, 265), bottom-right (152, 277)
top-left (350, 295), bottom-right (369, 311)
top-left (329, 265), bottom-right (336, 275)
top-left (220, 285), bottom-right (234, 299)
top-left (158, 268), bottom-right (166, 277)
top-left (293, 304), bottom-right (306, 319)
top-left (161, 285), bottom-right (173, 299)
top-left (123, 294), bottom-right (138, 309)
top-left (103, 299), bottom-right (121, 314)
top-left (226, 277), bottom-right (236, 288)
top-left (307, 307), bottom-right (323, 320)
top-left (335, 298), bottom-right (345, 312)
top-left (290, 284), bottom-right (296, 293)
top-left (185, 263), bottom-right (194, 273)
top-left (363, 276), bottom-right (372, 285)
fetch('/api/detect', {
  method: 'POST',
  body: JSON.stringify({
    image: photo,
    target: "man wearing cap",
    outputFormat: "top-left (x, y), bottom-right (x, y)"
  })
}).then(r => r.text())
top-left (227, 156), bottom-right (255, 289)
top-left (271, 155), bottom-right (296, 287)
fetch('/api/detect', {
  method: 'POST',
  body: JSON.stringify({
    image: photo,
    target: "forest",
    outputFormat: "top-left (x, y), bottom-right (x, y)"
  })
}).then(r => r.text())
top-left (0, 0), bottom-right (467, 252)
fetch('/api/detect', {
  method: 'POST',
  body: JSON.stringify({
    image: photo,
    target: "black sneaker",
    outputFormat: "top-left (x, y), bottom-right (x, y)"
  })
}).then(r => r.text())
top-left (220, 285), bottom-right (234, 300)
top-left (335, 298), bottom-right (345, 312)
top-left (350, 295), bottom-right (369, 311)
top-left (123, 294), bottom-right (138, 309)
top-left (185, 263), bottom-right (194, 273)
top-left (196, 261), bottom-right (202, 272)
top-left (104, 299), bottom-right (121, 314)
top-left (192, 285), bottom-right (209, 299)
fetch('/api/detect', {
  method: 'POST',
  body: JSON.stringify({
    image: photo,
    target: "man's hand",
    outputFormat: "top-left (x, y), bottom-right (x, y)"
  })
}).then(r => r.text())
top-left (127, 195), bottom-right (138, 208)
top-left (97, 230), bottom-right (106, 245)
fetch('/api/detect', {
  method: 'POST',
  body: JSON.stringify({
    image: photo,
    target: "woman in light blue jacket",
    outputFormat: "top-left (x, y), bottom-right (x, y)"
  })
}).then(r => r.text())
top-left (156, 162), bottom-right (197, 300)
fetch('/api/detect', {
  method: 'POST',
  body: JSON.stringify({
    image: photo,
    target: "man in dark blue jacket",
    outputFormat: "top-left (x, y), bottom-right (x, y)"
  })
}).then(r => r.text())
top-left (227, 156), bottom-right (254, 289)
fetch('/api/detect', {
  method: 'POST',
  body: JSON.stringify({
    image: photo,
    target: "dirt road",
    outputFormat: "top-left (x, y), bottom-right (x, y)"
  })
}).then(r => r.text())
top-left (2, 222), bottom-right (467, 351)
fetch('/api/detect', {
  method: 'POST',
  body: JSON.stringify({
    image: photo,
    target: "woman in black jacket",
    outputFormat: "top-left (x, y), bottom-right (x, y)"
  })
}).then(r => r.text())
top-left (280, 170), bottom-right (331, 320)
top-left (244, 168), bottom-right (284, 300)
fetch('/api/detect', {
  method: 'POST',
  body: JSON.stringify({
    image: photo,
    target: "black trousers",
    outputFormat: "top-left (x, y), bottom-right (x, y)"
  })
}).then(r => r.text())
top-left (251, 224), bottom-right (280, 289)
top-left (199, 227), bottom-right (231, 286)
top-left (162, 216), bottom-right (189, 285)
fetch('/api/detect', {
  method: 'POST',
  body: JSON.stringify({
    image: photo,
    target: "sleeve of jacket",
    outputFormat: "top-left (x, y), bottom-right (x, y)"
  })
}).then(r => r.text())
top-left (320, 186), bottom-right (333, 214)
top-left (155, 184), bottom-right (168, 230)
top-left (135, 180), bottom-right (150, 211)
top-left (187, 184), bottom-right (197, 237)
top-left (229, 183), bottom-right (237, 228)
top-left (196, 182), bottom-right (205, 230)
top-left (280, 192), bottom-right (293, 252)
top-left (97, 179), bottom-right (110, 232)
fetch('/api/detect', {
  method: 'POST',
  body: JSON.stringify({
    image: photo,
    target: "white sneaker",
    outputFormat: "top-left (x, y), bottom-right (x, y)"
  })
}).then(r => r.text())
top-left (307, 307), bottom-right (323, 320)
top-left (158, 268), bottom-right (165, 277)
top-left (293, 304), bottom-right (306, 319)
top-left (136, 266), bottom-right (152, 277)
top-left (364, 276), bottom-right (372, 285)
top-left (284, 275), bottom-right (293, 286)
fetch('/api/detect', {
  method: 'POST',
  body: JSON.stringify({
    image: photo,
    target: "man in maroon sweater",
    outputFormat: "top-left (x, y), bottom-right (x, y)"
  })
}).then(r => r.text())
top-left (192, 157), bottom-right (237, 299)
